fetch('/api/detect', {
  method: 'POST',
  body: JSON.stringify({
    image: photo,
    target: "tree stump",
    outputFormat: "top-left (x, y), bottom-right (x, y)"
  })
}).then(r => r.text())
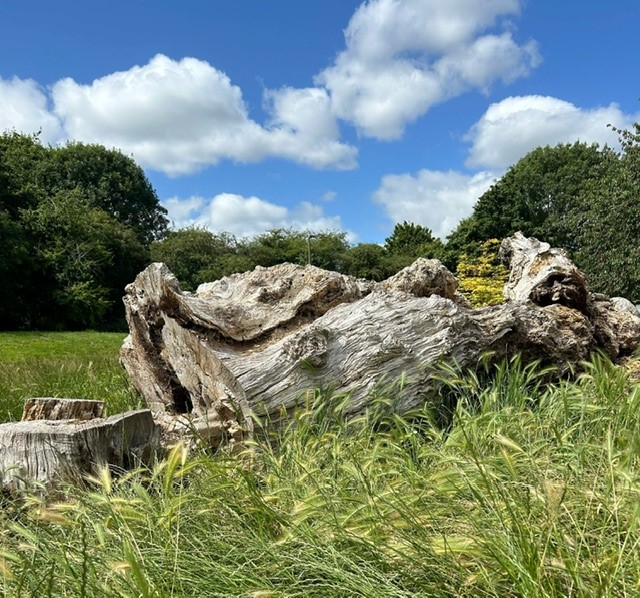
top-left (0, 409), bottom-right (159, 492)
top-left (22, 398), bottom-right (105, 421)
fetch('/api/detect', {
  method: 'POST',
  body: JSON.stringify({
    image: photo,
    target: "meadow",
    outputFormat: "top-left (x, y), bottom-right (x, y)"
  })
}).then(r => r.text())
top-left (1, 332), bottom-right (640, 596)
top-left (0, 332), bottom-right (141, 422)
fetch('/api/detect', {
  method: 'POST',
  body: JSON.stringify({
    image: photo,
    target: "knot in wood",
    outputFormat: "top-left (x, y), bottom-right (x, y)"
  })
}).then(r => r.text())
top-left (283, 328), bottom-right (329, 368)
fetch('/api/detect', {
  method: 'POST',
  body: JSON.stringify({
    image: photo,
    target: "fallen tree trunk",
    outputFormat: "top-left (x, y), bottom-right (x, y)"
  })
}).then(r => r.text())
top-left (120, 233), bottom-right (640, 447)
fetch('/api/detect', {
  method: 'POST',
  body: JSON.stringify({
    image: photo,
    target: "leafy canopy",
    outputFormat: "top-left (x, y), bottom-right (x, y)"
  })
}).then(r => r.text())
top-left (446, 142), bottom-right (617, 263)
top-left (0, 132), bottom-right (162, 329)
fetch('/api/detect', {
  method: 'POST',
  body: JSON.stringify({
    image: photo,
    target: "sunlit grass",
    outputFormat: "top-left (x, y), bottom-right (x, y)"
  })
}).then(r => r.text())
top-left (0, 331), bottom-right (141, 421)
top-left (1, 335), bottom-right (639, 595)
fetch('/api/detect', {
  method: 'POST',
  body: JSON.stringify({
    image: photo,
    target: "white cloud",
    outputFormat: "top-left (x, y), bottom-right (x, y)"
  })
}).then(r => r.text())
top-left (49, 54), bottom-right (356, 175)
top-left (435, 33), bottom-right (539, 93)
top-left (163, 193), bottom-right (347, 239)
top-left (466, 95), bottom-right (637, 169)
top-left (315, 0), bottom-right (539, 139)
top-left (341, 0), bottom-right (523, 59)
top-left (373, 169), bottom-right (497, 239)
top-left (162, 196), bottom-right (206, 228)
top-left (0, 77), bottom-right (62, 143)
top-left (373, 94), bottom-right (640, 240)
top-left (266, 87), bottom-right (340, 141)
top-left (0, 1), bottom-right (543, 175)
top-left (320, 190), bottom-right (338, 202)
top-left (262, 86), bottom-right (357, 170)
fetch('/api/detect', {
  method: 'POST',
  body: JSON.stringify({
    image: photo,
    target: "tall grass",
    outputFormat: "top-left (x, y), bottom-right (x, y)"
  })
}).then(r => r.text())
top-left (0, 332), bottom-right (141, 421)
top-left (1, 344), bottom-right (640, 596)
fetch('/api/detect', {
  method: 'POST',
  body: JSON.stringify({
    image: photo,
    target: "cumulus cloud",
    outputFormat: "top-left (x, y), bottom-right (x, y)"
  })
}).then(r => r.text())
top-left (162, 196), bottom-right (205, 228)
top-left (262, 86), bottom-right (357, 170)
top-left (0, 77), bottom-right (62, 143)
top-left (465, 95), bottom-right (637, 169)
top-left (50, 55), bottom-right (357, 175)
top-left (373, 169), bottom-right (497, 239)
top-left (316, 0), bottom-right (540, 139)
top-left (0, 2), bottom-right (544, 176)
top-left (163, 193), bottom-right (346, 239)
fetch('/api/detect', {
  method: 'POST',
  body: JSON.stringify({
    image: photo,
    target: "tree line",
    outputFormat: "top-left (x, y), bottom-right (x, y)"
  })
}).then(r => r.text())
top-left (2, 125), bottom-right (640, 330)
top-left (0, 132), bottom-right (167, 330)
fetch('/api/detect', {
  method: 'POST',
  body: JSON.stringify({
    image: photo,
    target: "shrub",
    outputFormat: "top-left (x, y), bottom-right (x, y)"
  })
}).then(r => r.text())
top-left (456, 239), bottom-right (508, 307)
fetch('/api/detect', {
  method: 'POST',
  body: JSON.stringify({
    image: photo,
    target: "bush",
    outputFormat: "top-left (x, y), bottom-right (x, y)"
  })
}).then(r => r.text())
top-left (456, 239), bottom-right (508, 306)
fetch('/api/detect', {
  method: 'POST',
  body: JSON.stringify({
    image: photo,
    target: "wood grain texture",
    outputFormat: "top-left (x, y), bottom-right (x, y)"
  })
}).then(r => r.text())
top-left (120, 234), bottom-right (640, 447)
top-left (21, 398), bottom-right (104, 421)
top-left (0, 410), bottom-right (158, 492)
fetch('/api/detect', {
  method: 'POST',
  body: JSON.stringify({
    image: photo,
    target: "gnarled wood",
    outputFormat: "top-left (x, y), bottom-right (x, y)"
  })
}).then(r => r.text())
top-left (500, 232), bottom-right (589, 309)
top-left (121, 233), bottom-right (640, 447)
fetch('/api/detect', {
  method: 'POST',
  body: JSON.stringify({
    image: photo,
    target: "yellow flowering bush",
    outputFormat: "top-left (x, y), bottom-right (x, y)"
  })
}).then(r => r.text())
top-left (456, 239), bottom-right (508, 307)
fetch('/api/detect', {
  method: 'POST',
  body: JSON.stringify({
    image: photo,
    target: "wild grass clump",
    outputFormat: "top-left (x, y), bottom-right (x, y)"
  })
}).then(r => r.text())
top-left (0, 332), bottom-right (141, 421)
top-left (1, 345), bottom-right (640, 596)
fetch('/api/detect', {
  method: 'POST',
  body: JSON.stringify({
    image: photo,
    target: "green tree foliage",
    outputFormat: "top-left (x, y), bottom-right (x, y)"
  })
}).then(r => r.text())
top-left (241, 229), bottom-right (350, 271)
top-left (378, 221), bottom-right (446, 274)
top-left (444, 132), bottom-right (640, 300)
top-left (151, 228), bottom-right (244, 291)
top-left (341, 243), bottom-right (387, 280)
top-left (0, 131), bottom-right (49, 213)
top-left (21, 191), bottom-right (148, 329)
top-left (151, 228), bottom-right (351, 290)
top-left (570, 124), bottom-right (640, 300)
top-left (0, 212), bottom-right (36, 328)
top-left (384, 221), bottom-right (444, 258)
top-left (40, 142), bottom-right (168, 243)
top-left (0, 142), bottom-right (36, 327)
top-left (0, 131), bottom-right (160, 330)
top-left (446, 143), bottom-right (617, 266)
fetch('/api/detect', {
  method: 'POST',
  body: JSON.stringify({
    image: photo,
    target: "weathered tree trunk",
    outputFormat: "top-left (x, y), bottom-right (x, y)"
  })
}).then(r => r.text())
top-left (120, 233), bottom-right (640, 447)
top-left (0, 406), bottom-right (158, 492)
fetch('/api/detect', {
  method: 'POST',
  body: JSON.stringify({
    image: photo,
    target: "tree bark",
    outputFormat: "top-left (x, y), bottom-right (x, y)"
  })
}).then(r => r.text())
top-left (0, 409), bottom-right (158, 492)
top-left (22, 398), bottom-right (105, 421)
top-left (120, 233), bottom-right (640, 447)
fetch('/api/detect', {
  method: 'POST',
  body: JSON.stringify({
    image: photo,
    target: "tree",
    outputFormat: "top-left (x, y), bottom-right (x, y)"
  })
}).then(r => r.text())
top-left (0, 211), bottom-right (37, 328)
top-left (376, 221), bottom-right (446, 274)
top-left (0, 147), bottom-right (13, 211)
top-left (0, 133), bottom-right (50, 328)
top-left (570, 124), bottom-right (640, 300)
top-left (40, 142), bottom-right (168, 244)
top-left (151, 228), bottom-right (242, 291)
top-left (442, 128), bottom-right (640, 301)
top-left (384, 221), bottom-right (444, 258)
top-left (0, 132), bottom-right (166, 329)
top-left (152, 228), bottom-right (354, 288)
top-left (445, 142), bottom-right (617, 265)
top-left (0, 131), bottom-right (48, 214)
top-left (241, 229), bottom-right (350, 271)
top-left (304, 231), bottom-right (350, 271)
top-left (20, 191), bottom-right (148, 329)
top-left (342, 243), bottom-right (387, 280)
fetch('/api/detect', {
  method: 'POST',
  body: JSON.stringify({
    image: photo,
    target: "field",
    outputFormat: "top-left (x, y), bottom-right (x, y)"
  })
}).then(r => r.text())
top-left (1, 333), bottom-right (640, 596)
top-left (0, 331), bottom-right (141, 422)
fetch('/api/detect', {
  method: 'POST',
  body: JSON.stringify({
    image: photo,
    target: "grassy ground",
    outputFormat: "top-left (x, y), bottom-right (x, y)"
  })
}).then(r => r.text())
top-left (1, 334), bottom-right (640, 596)
top-left (0, 331), bottom-right (141, 421)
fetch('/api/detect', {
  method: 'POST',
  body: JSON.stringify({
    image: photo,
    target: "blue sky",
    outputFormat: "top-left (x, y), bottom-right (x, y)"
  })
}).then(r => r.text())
top-left (1, 1), bottom-right (639, 243)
